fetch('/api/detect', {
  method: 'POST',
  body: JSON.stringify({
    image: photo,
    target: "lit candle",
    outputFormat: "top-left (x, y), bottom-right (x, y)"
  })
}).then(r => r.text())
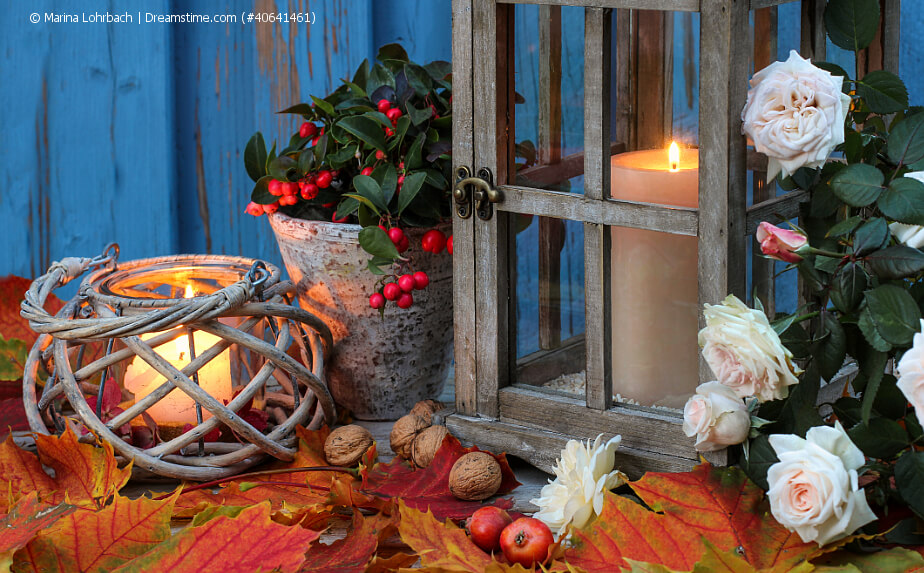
top-left (610, 143), bottom-right (699, 409)
top-left (123, 286), bottom-right (233, 424)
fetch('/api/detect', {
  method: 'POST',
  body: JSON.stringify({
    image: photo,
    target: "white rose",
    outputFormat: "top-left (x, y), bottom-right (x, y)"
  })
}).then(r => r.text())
top-left (897, 319), bottom-right (924, 424)
top-left (742, 50), bottom-right (851, 181)
top-left (699, 295), bottom-right (802, 402)
top-left (889, 172), bottom-right (924, 249)
top-left (767, 422), bottom-right (876, 546)
top-left (682, 382), bottom-right (750, 452)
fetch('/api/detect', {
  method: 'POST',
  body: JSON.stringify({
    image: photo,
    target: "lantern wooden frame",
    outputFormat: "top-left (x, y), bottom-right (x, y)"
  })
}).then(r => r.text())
top-left (21, 248), bottom-right (337, 481)
top-left (447, 0), bottom-right (901, 476)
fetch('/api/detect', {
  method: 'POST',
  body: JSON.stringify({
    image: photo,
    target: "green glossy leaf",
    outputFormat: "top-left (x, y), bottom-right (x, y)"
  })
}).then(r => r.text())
top-left (268, 155), bottom-right (297, 182)
top-left (397, 172), bottom-right (427, 215)
top-left (366, 259), bottom-right (387, 275)
top-left (357, 203), bottom-right (376, 228)
top-left (866, 284), bottom-right (922, 345)
top-left (297, 148), bottom-right (315, 174)
top-left (824, 0), bottom-right (880, 52)
top-left (740, 434), bottom-right (777, 491)
top-left (848, 417), bottom-right (908, 459)
top-left (817, 313), bottom-right (847, 381)
top-left (779, 322), bottom-right (812, 359)
top-left (879, 176), bottom-right (924, 225)
top-left (826, 216), bottom-right (862, 238)
top-left (358, 226), bottom-right (399, 260)
top-left (833, 397), bottom-right (863, 427)
top-left (830, 163), bottom-right (884, 207)
top-left (404, 63), bottom-right (432, 96)
top-left (857, 70), bottom-right (909, 113)
top-left (858, 305), bottom-right (893, 351)
top-left (865, 245), bottom-right (924, 279)
top-left (352, 59), bottom-right (369, 91)
top-left (244, 132), bottom-right (268, 182)
top-left (341, 79), bottom-right (366, 99)
top-left (896, 451), bottom-right (924, 518)
top-left (277, 103), bottom-right (313, 115)
top-left (352, 174), bottom-right (387, 212)
top-left (335, 196), bottom-right (360, 219)
top-left (366, 64), bottom-right (395, 99)
top-left (853, 217), bottom-right (889, 256)
top-left (364, 111), bottom-right (393, 129)
top-left (858, 348), bottom-right (887, 425)
top-left (831, 262), bottom-right (868, 313)
top-left (334, 98), bottom-right (374, 111)
top-left (376, 43), bottom-right (409, 63)
top-left (423, 60), bottom-right (452, 81)
top-left (337, 116), bottom-right (386, 151)
top-left (408, 103), bottom-right (433, 126)
top-left (310, 95), bottom-right (335, 116)
top-left (251, 176), bottom-right (276, 205)
top-left (814, 61), bottom-right (851, 81)
top-left (405, 133), bottom-right (426, 171)
top-left (380, 164), bottom-right (398, 207)
top-left (888, 113), bottom-right (924, 166)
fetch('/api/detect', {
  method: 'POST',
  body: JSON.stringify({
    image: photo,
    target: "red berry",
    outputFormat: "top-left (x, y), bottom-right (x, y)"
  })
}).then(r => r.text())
top-left (369, 293), bottom-right (386, 309)
top-left (282, 182), bottom-right (299, 196)
top-left (316, 170), bottom-right (333, 188)
top-left (331, 211), bottom-right (349, 223)
top-left (413, 271), bottom-right (429, 290)
top-left (385, 127), bottom-right (394, 137)
top-left (300, 183), bottom-right (319, 200)
top-left (299, 122), bottom-right (317, 138)
top-left (383, 283), bottom-right (401, 301)
top-left (397, 236), bottom-right (410, 253)
top-left (386, 108), bottom-right (402, 122)
top-left (500, 518), bottom-right (553, 568)
top-left (331, 169), bottom-right (340, 177)
top-left (398, 161), bottom-right (405, 169)
top-left (375, 150), bottom-right (386, 160)
top-left (429, 104), bottom-right (439, 118)
top-left (398, 175), bottom-right (406, 185)
top-left (422, 229), bottom-right (447, 254)
top-left (396, 292), bottom-right (413, 309)
top-left (263, 202), bottom-right (279, 214)
top-left (388, 227), bottom-right (405, 246)
top-left (361, 167), bottom-right (374, 176)
top-left (468, 506), bottom-right (513, 553)
top-left (398, 274), bottom-right (416, 293)
top-left (245, 202), bottom-right (263, 216)
top-left (447, 235), bottom-right (453, 255)
top-left (377, 99), bottom-right (391, 113)
top-left (268, 179), bottom-right (285, 196)
top-left (277, 194), bottom-right (292, 206)
top-left (322, 201), bottom-right (337, 208)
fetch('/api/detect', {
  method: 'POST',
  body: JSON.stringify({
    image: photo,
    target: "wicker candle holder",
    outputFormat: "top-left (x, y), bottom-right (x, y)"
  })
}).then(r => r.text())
top-left (20, 245), bottom-right (337, 480)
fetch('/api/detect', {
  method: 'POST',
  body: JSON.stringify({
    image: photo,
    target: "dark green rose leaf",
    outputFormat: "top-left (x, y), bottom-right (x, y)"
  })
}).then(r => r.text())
top-left (857, 70), bottom-right (909, 114)
top-left (853, 217), bottom-right (890, 256)
top-left (865, 245), bottom-right (924, 279)
top-left (896, 451), bottom-right (924, 519)
top-left (858, 305), bottom-right (893, 351)
top-left (358, 225), bottom-right (399, 260)
top-left (816, 313), bottom-right (847, 381)
top-left (741, 434), bottom-right (778, 491)
top-left (888, 113), bottom-right (924, 167)
top-left (848, 417), bottom-right (908, 459)
top-left (244, 132), bottom-right (268, 182)
top-left (826, 215), bottom-right (863, 238)
top-left (824, 0), bottom-right (880, 52)
top-left (814, 61), bottom-right (851, 81)
top-left (831, 261), bottom-right (868, 313)
top-left (879, 176), bottom-right (924, 225)
top-left (830, 163), bottom-right (885, 207)
top-left (865, 284), bottom-right (922, 345)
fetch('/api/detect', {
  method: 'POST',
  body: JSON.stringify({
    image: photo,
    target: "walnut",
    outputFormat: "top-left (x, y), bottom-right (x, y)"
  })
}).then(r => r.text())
top-left (324, 425), bottom-right (373, 467)
top-left (411, 425), bottom-right (450, 468)
top-left (390, 414), bottom-right (429, 460)
top-left (448, 452), bottom-right (502, 501)
top-left (410, 399), bottom-right (445, 425)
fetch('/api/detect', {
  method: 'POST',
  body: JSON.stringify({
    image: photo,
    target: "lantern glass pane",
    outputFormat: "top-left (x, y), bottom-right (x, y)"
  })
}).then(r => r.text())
top-left (512, 215), bottom-right (585, 395)
top-left (511, 4), bottom-right (585, 193)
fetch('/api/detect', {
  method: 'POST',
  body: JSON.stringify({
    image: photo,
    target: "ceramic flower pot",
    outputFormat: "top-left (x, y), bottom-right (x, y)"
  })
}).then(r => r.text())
top-left (268, 212), bottom-right (453, 420)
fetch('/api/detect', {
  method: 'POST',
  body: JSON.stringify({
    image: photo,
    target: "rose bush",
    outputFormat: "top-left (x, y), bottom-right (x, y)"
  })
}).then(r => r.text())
top-left (888, 172), bottom-right (924, 249)
top-left (698, 295), bottom-right (801, 402)
top-left (897, 320), bottom-right (924, 424)
top-left (766, 423), bottom-right (876, 546)
top-left (741, 50), bottom-right (850, 181)
top-left (682, 382), bottom-right (750, 452)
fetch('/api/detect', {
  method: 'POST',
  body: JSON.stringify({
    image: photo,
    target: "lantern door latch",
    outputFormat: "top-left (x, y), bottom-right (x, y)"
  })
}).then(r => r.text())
top-left (453, 166), bottom-right (503, 221)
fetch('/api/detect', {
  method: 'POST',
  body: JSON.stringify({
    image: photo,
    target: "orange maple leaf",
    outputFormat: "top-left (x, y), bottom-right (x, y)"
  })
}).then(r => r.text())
top-left (13, 492), bottom-right (178, 572)
top-left (0, 492), bottom-right (74, 570)
top-left (298, 510), bottom-right (398, 572)
top-left (563, 463), bottom-right (829, 572)
top-left (111, 502), bottom-right (318, 573)
top-left (397, 500), bottom-right (494, 573)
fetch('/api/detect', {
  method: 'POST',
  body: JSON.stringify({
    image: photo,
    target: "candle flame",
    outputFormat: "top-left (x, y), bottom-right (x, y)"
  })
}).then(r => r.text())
top-left (184, 285), bottom-right (194, 299)
top-left (668, 142), bottom-right (680, 172)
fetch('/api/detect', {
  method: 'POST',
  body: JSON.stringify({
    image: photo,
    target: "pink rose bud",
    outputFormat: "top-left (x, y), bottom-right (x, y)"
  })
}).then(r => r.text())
top-left (756, 222), bottom-right (807, 263)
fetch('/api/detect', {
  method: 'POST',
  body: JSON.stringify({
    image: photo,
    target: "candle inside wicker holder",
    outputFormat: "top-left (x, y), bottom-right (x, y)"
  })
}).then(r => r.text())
top-left (21, 245), bottom-right (337, 480)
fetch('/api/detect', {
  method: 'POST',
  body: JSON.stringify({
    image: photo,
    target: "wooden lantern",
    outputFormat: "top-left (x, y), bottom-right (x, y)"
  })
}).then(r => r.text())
top-left (21, 246), bottom-right (336, 480)
top-left (447, 0), bottom-right (901, 476)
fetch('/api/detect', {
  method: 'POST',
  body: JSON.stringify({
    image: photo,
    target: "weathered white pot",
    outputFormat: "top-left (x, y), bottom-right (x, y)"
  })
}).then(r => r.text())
top-left (269, 212), bottom-right (453, 420)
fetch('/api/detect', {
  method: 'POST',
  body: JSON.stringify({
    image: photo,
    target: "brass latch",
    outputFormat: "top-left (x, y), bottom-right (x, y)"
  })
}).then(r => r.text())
top-left (453, 166), bottom-right (503, 221)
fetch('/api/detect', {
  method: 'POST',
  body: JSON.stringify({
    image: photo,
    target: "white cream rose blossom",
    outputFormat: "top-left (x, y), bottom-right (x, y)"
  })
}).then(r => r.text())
top-left (767, 422), bottom-right (876, 546)
top-left (896, 319), bottom-right (924, 424)
top-left (682, 382), bottom-right (750, 452)
top-left (889, 172), bottom-right (924, 249)
top-left (699, 295), bottom-right (802, 402)
top-left (742, 50), bottom-right (851, 181)
top-left (530, 435), bottom-right (627, 537)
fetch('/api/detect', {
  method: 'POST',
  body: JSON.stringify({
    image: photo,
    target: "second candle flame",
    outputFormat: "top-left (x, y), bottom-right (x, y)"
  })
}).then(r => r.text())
top-left (668, 142), bottom-right (680, 173)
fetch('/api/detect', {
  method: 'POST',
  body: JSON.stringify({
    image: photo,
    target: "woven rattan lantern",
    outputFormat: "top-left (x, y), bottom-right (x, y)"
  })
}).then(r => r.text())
top-left (21, 245), bottom-right (336, 480)
top-left (446, 0), bottom-right (900, 476)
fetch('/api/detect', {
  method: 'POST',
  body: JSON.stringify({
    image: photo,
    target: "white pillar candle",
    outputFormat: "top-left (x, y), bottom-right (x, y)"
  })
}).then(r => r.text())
top-left (609, 145), bottom-right (699, 408)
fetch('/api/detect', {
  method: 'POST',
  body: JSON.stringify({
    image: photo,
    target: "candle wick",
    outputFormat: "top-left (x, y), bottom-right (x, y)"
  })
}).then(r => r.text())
top-left (179, 351), bottom-right (185, 361)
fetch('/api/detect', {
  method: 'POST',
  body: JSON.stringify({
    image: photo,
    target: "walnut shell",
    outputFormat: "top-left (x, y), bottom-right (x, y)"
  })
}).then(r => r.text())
top-left (411, 425), bottom-right (450, 468)
top-left (448, 452), bottom-right (502, 501)
top-left (324, 425), bottom-right (373, 467)
top-left (410, 399), bottom-right (445, 425)
top-left (390, 414), bottom-right (429, 459)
